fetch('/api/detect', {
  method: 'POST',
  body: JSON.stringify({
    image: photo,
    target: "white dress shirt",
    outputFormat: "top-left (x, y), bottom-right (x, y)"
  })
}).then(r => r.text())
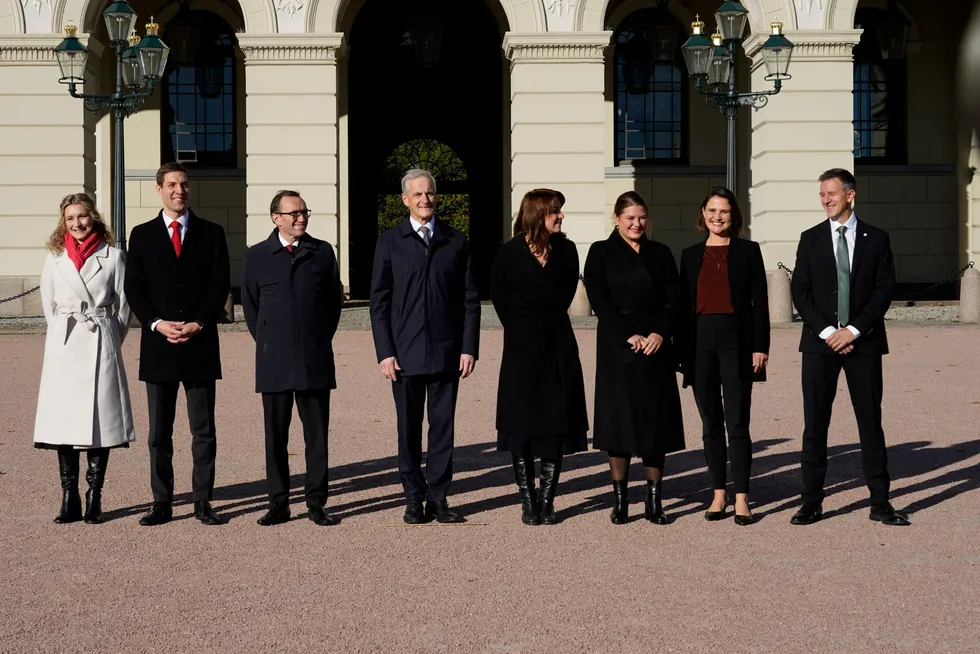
top-left (163, 210), bottom-right (189, 244)
top-left (152, 210), bottom-right (192, 333)
top-left (278, 232), bottom-right (297, 248)
top-left (409, 215), bottom-right (435, 240)
top-left (818, 212), bottom-right (861, 340)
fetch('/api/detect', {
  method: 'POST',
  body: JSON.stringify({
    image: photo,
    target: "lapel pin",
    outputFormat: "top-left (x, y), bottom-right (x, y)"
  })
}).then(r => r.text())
top-left (863, 233), bottom-right (867, 237)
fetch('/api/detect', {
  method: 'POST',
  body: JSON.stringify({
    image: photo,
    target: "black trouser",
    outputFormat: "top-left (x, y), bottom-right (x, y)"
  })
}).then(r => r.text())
top-left (607, 450), bottom-right (666, 470)
top-left (801, 353), bottom-right (890, 504)
top-left (391, 374), bottom-right (459, 502)
top-left (146, 380), bottom-right (217, 504)
top-left (693, 314), bottom-right (753, 494)
top-left (261, 390), bottom-right (331, 507)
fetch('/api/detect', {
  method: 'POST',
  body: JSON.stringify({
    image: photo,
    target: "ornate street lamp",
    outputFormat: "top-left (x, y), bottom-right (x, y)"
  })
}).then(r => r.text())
top-left (681, 2), bottom-right (793, 192)
top-left (53, 2), bottom-right (169, 251)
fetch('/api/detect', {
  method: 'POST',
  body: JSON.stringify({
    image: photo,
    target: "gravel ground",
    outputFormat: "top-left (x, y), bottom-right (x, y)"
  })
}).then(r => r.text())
top-left (1, 325), bottom-right (978, 652)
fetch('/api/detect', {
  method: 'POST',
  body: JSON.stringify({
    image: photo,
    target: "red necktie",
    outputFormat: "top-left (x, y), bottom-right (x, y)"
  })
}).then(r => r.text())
top-left (286, 244), bottom-right (294, 253)
top-left (170, 221), bottom-right (182, 257)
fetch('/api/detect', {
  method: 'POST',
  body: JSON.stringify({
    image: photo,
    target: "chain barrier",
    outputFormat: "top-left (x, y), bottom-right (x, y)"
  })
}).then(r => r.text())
top-left (774, 261), bottom-right (975, 302)
top-left (0, 285), bottom-right (39, 305)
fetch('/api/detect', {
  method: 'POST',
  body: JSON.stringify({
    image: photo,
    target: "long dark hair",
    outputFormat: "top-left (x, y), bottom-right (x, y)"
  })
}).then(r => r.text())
top-left (514, 188), bottom-right (565, 255)
top-left (697, 186), bottom-right (744, 238)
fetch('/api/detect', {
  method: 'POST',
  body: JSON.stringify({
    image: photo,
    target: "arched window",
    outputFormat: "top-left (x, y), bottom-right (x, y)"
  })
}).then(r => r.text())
top-left (614, 6), bottom-right (686, 164)
top-left (853, 5), bottom-right (909, 163)
top-left (161, 11), bottom-right (238, 168)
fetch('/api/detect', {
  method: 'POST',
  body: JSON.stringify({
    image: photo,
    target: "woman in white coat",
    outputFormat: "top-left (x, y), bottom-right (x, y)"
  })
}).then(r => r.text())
top-left (34, 193), bottom-right (135, 524)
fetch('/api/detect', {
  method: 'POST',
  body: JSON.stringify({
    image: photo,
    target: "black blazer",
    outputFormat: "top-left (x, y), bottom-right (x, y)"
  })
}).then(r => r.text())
top-left (242, 230), bottom-right (343, 393)
top-left (124, 210), bottom-right (230, 383)
top-left (678, 237), bottom-right (770, 388)
top-left (791, 218), bottom-right (894, 356)
top-left (369, 219), bottom-right (480, 376)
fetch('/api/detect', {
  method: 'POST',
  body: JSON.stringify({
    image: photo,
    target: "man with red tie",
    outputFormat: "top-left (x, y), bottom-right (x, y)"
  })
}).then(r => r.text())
top-left (124, 162), bottom-right (231, 526)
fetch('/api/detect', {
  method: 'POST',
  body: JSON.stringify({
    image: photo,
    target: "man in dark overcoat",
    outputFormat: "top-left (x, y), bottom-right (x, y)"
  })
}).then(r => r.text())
top-left (369, 168), bottom-right (480, 524)
top-left (242, 190), bottom-right (343, 526)
top-left (124, 162), bottom-right (230, 526)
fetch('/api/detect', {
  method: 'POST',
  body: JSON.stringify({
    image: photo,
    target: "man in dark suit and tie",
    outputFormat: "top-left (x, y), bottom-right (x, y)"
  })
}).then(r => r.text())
top-left (789, 168), bottom-right (909, 526)
top-left (124, 162), bottom-right (231, 526)
top-left (242, 190), bottom-right (343, 527)
top-left (370, 168), bottom-right (480, 524)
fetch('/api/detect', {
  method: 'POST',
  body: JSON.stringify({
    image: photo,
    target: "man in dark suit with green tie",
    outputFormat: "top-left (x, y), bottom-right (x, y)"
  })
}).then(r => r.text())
top-left (789, 168), bottom-right (909, 527)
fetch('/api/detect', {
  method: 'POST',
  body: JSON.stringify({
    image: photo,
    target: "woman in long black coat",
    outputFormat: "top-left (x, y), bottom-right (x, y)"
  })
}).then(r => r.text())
top-left (491, 188), bottom-right (589, 526)
top-left (584, 191), bottom-right (685, 525)
top-left (678, 186), bottom-right (770, 526)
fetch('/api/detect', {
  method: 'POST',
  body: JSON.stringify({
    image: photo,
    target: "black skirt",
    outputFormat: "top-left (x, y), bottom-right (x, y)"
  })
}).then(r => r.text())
top-left (497, 431), bottom-right (588, 458)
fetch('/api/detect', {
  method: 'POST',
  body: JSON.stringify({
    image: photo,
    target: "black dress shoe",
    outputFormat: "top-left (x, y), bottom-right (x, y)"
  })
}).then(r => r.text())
top-left (426, 499), bottom-right (465, 524)
top-left (734, 513), bottom-right (754, 526)
top-left (790, 502), bottom-right (823, 525)
top-left (257, 504), bottom-right (290, 526)
top-left (194, 501), bottom-right (225, 525)
top-left (403, 501), bottom-right (429, 525)
top-left (308, 505), bottom-right (339, 526)
top-left (138, 503), bottom-right (172, 526)
top-left (704, 500), bottom-right (729, 521)
top-left (870, 503), bottom-right (910, 526)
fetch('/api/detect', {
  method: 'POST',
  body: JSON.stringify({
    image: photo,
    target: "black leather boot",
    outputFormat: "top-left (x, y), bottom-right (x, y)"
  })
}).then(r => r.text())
top-left (610, 479), bottom-right (629, 525)
top-left (84, 448), bottom-right (109, 524)
top-left (538, 458), bottom-right (562, 525)
top-left (644, 479), bottom-right (668, 525)
top-left (512, 454), bottom-right (541, 526)
top-left (54, 447), bottom-right (82, 524)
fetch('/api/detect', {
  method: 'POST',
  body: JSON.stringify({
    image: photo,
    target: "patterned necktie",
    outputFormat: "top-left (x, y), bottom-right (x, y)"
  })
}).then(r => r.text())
top-left (170, 221), bottom-right (182, 257)
top-left (418, 225), bottom-right (430, 246)
top-left (836, 225), bottom-right (850, 327)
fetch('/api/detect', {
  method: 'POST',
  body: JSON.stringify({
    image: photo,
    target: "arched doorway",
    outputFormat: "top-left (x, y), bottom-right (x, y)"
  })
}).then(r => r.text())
top-left (346, 0), bottom-right (507, 299)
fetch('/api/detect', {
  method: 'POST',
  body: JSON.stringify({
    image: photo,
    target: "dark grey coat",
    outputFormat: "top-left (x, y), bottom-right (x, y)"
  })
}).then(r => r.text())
top-left (242, 230), bottom-right (343, 393)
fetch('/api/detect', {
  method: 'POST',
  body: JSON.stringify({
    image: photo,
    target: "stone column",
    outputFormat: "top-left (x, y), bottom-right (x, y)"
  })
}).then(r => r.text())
top-left (743, 30), bottom-right (862, 273)
top-left (503, 32), bottom-right (612, 267)
top-left (0, 34), bottom-right (102, 316)
top-left (239, 34), bottom-right (344, 270)
top-left (968, 132), bottom-right (980, 264)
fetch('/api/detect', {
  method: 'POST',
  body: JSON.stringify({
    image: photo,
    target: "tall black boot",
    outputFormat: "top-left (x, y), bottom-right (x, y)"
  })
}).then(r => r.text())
top-left (54, 447), bottom-right (82, 524)
top-left (610, 479), bottom-right (629, 525)
top-left (512, 454), bottom-right (541, 526)
top-left (538, 458), bottom-right (562, 525)
top-left (644, 479), bottom-right (668, 525)
top-left (84, 448), bottom-right (110, 524)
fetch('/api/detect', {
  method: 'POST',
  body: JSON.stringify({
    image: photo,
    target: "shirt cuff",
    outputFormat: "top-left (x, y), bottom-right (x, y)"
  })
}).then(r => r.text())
top-left (150, 318), bottom-right (162, 332)
top-left (818, 326), bottom-right (835, 340)
top-left (846, 325), bottom-right (861, 338)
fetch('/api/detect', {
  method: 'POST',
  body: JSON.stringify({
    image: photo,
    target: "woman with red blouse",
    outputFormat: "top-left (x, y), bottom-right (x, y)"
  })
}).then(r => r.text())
top-left (679, 187), bottom-right (770, 526)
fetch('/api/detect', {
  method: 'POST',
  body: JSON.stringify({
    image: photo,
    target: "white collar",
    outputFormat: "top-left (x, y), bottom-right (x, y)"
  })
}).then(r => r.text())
top-left (409, 216), bottom-right (435, 234)
top-left (829, 213), bottom-right (857, 233)
top-left (278, 232), bottom-right (298, 248)
top-left (162, 210), bottom-right (189, 228)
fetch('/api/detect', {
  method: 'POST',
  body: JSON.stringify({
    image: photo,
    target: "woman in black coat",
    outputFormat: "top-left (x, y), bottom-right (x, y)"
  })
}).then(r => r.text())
top-left (679, 186), bottom-right (770, 526)
top-left (491, 188), bottom-right (589, 526)
top-left (584, 191), bottom-right (685, 525)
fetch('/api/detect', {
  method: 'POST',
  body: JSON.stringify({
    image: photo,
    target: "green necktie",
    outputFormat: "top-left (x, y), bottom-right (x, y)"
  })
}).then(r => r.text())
top-left (836, 225), bottom-right (850, 327)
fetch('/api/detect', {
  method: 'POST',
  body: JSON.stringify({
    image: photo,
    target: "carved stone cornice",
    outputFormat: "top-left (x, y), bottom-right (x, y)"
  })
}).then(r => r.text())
top-left (503, 32), bottom-right (612, 66)
top-left (745, 29), bottom-right (862, 66)
top-left (0, 34), bottom-right (104, 65)
top-left (237, 33), bottom-right (345, 65)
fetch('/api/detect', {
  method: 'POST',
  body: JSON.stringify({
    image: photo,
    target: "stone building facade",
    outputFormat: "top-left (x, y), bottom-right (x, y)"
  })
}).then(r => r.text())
top-left (1, 0), bottom-right (978, 314)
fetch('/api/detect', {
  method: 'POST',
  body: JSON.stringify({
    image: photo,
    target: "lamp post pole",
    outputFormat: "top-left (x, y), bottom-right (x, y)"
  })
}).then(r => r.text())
top-left (681, 1), bottom-right (794, 193)
top-left (54, 2), bottom-right (169, 252)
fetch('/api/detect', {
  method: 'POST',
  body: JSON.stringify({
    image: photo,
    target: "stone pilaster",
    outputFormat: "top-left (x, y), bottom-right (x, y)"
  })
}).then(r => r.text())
top-left (969, 132), bottom-right (980, 265)
top-left (503, 31), bottom-right (611, 267)
top-left (0, 34), bottom-right (102, 286)
top-left (744, 30), bottom-right (862, 271)
top-left (239, 33), bottom-right (344, 273)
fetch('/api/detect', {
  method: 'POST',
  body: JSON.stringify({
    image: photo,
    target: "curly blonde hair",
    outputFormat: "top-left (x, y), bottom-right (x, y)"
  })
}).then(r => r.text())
top-left (48, 193), bottom-right (114, 253)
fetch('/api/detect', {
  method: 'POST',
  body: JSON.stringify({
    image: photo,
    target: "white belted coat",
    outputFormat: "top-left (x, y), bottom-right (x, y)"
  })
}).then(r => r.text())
top-left (33, 243), bottom-right (136, 449)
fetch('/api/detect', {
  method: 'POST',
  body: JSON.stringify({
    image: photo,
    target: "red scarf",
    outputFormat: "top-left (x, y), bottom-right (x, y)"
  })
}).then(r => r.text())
top-left (64, 231), bottom-right (103, 271)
